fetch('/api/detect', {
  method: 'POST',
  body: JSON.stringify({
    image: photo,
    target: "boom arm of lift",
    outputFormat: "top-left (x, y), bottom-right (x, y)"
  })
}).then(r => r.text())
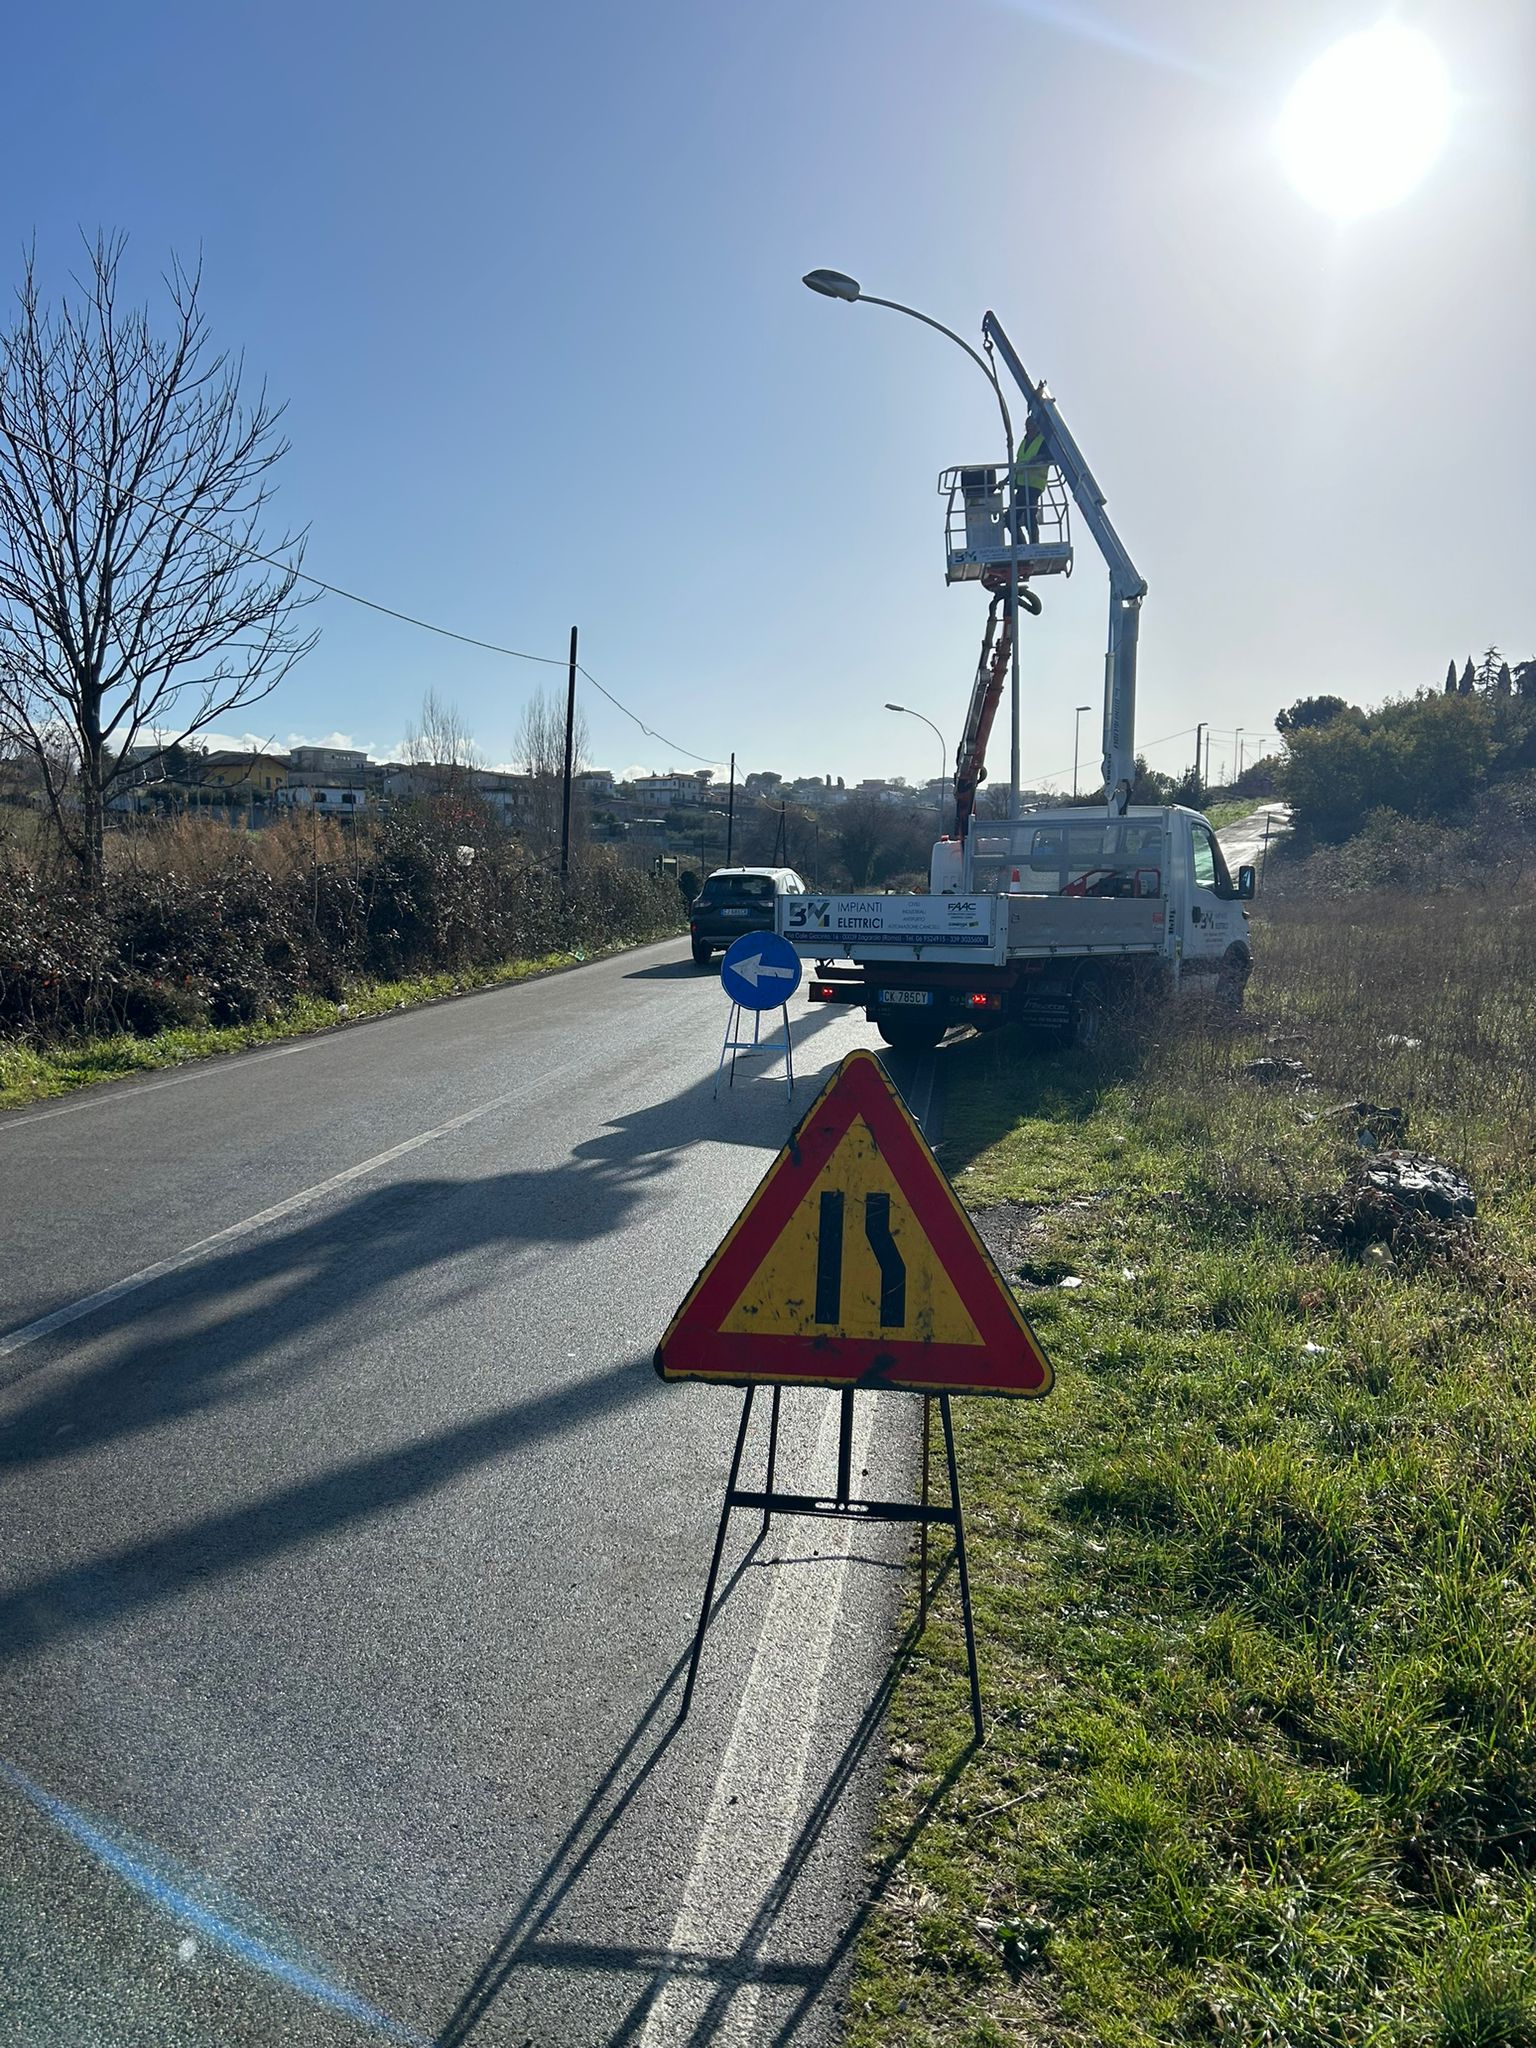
top-left (981, 315), bottom-right (1148, 815)
top-left (952, 586), bottom-right (1041, 840)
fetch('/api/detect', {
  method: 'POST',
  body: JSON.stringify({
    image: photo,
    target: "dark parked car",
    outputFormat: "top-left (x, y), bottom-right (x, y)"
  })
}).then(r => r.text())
top-left (688, 866), bottom-right (806, 966)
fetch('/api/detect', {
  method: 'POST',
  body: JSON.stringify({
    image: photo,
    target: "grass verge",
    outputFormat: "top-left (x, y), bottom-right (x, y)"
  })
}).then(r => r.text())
top-left (0, 937), bottom-right (660, 1112)
top-left (1200, 798), bottom-right (1266, 830)
top-left (848, 893), bottom-right (1536, 2046)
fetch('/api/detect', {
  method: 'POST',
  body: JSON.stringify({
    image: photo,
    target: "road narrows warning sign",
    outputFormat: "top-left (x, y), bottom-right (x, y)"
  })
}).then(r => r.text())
top-left (655, 1048), bottom-right (1053, 1396)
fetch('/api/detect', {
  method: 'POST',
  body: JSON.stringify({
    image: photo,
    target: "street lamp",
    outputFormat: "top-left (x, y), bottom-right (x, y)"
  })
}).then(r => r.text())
top-left (1072, 703), bottom-right (1093, 802)
top-left (805, 267), bottom-right (1024, 821)
top-left (886, 702), bottom-right (950, 835)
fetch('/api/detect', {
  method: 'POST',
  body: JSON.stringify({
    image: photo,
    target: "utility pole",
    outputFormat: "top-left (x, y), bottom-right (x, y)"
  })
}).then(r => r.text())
top-left (560, 625), bottom-right (578, 887)
top-left (1194, 721), bottom-right (1207, 799)
top-left (725, 752), bottom-right (735, 865)
top-left (1203, 726), bottom-right (1213, 792)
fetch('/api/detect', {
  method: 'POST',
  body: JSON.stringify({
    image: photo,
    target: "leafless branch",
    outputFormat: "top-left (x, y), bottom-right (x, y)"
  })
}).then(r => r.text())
top-left (0, 232), bottom-right (318, 884)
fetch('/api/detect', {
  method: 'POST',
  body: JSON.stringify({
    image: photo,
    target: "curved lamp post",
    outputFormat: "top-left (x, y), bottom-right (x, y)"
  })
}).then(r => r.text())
top-left (885, 701), bottom-right (949, 833)
top-left (805, 269), bottom-right (1024, 821)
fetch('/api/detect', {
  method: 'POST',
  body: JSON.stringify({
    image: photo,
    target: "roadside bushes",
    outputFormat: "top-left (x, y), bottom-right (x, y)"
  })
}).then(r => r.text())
top-left (1272, 786), bottom-right (1536, 896)
top-left (0, 802), bottom-right (683, 1048)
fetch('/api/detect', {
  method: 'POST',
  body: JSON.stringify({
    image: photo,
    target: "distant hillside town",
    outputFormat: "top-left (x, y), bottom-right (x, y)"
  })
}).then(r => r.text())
top-left (83, 743), bottom-right (968, 829)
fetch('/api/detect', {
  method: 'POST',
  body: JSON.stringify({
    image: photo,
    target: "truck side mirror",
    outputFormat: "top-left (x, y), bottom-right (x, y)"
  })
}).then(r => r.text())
top-left (1237, 865), bottom-right (1256, 900)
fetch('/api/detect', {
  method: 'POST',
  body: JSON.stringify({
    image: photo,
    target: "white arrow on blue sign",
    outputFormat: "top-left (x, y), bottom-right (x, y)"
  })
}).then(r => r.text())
top-left (719, 931), bottom-right (803, 1012)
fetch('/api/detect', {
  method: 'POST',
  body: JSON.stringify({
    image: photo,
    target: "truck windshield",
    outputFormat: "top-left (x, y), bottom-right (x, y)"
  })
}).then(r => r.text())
top-left (970, 822), bottom-right (1166, 898)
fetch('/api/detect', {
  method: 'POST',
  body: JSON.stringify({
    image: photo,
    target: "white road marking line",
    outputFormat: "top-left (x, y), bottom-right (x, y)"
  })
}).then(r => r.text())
top-left (639, 1391), bottom-right (880, 2046)
top-left (0, 1064), bottom-right (579, 1362)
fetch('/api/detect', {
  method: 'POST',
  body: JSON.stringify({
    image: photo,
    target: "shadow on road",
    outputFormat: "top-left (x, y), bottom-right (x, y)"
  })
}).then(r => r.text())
top-left (0, 1004), bottom-right (855, 1459)
top-left (0, 1351), bottom-right (664, 1662)
top-left (623, 958), bottom-right (712, 981)
top-left (434, 1551), bottom-right (975, 2047)
top-left (0, 1003), bottom-right (870, 1653)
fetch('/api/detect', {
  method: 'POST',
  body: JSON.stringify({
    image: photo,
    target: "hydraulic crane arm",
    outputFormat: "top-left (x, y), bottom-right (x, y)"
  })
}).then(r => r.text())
top-left (953, 596), bottom-right (1008, 839)
top-left (952, 583), bottom-right (1043, 839)
top-left (982, 315), bottom-right (1147, 814)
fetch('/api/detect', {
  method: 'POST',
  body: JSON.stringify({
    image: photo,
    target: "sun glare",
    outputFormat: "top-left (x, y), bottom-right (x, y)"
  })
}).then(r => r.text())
top-left (1278, 24), bottom-right (1451, 218)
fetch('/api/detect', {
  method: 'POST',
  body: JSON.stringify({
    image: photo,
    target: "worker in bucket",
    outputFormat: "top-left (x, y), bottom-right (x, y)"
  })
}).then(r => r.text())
top-left (1010, 415), bottom-right (1049, 547)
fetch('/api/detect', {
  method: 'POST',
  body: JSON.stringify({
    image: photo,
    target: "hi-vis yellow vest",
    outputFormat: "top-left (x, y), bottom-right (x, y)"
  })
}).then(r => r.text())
top-left (1013, 430), bottom-right (1048, 492)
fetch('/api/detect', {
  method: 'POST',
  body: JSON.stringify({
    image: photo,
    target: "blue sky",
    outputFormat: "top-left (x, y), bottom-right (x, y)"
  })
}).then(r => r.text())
top-left (3, 0), bottom-right (1530, 789)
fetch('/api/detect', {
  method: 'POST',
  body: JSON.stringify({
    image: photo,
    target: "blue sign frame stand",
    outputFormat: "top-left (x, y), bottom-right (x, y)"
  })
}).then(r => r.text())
top-left (714, 932), bottom-right (803, 1103)
top-left (714, 1000), bottom-right (796, 1102)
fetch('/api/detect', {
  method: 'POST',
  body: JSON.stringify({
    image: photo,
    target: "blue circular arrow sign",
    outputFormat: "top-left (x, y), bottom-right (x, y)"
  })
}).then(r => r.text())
top-left (720, 931), bottom-right (803, 1011)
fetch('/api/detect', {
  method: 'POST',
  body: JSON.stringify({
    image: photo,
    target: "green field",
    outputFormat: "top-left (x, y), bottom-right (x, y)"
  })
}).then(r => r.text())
top-left (849, 895), bottom-right (1536, 2046)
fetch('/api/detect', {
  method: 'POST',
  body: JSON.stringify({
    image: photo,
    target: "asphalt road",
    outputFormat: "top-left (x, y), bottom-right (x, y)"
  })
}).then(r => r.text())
top-left (1216, 801), bottom-right (1290, 872)
top-left (0, 944), bottom-right (933, 2048)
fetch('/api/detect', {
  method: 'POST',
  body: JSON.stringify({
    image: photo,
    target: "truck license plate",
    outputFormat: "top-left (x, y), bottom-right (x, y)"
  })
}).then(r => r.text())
top-left (878, 989), bottom-right (933, 1007)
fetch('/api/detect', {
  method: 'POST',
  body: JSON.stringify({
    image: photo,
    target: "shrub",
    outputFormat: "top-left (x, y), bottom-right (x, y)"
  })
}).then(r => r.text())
top-left (0, 803), bottom-right (682, 1052)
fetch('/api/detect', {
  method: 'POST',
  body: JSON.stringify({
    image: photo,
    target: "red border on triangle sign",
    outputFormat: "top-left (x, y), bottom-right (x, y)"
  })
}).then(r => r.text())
top-left (655, 1048), bottom-right (1054, 1396)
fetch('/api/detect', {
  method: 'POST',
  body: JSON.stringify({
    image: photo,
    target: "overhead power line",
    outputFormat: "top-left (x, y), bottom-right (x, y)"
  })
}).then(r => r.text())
top-left (1022, 724), bottom-right (1200, 790)
top-left (243, 551), bottom-right (718, 764)
top-left (0, 414), bottom-right (717, 765)
top-left (574, 666), bottom-right (716, 766)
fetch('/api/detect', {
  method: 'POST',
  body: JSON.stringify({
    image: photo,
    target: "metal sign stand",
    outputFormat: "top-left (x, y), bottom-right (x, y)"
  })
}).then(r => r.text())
top-left (714, 1001), bottom-right (795, 1102)
top-left (678, 1387), bottom-right (982, 1743)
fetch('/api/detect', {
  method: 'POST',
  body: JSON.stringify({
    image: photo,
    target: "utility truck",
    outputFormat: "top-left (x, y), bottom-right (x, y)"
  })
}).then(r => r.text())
top-left (777, 302), bottom-right (1255, 1052)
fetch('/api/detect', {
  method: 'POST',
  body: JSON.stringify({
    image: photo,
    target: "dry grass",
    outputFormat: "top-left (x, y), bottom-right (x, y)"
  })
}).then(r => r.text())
top-left (848, 892), bottom-right (1536, 2047)
top-left (105, 809), bottom-right (359, 883)
top-left (1256, 895), bottom-right (1536, 1187)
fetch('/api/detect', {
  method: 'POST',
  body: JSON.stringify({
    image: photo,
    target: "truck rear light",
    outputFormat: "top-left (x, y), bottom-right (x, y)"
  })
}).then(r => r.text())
top-left (812, 983), bottom-right (836, 1001)
top-left (968, 992), bottom-right (999, 1009)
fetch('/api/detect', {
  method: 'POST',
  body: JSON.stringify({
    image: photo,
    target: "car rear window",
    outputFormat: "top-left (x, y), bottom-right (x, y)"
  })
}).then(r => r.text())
top-left (696, 875), bottom-right (776, 905)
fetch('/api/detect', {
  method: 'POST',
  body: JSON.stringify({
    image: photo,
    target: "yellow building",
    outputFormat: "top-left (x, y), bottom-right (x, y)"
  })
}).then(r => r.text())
top-left (197, 751), bottom-right (289, 798)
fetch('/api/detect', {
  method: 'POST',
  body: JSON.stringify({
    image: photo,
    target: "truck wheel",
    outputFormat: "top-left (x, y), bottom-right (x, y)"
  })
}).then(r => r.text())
top-left (876, 1015), bottom-right (945, 1053)
top-left (691, 941), bottom-right (713, 966)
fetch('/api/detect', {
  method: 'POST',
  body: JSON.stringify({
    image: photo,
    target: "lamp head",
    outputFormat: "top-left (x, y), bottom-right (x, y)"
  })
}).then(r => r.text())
top-left (885, 702), bottom-right (907, 713)
top-left (803, 268), bottom-right (861, 302)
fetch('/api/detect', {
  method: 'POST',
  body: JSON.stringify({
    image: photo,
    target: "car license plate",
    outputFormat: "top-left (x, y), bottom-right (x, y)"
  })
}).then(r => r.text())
top-left (722, 907), bottom-right (750, 917)
top-left (878, 989), bottom-right (933, 1006)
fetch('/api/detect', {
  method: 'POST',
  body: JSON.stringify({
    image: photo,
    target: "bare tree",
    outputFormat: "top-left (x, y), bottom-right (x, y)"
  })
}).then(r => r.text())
top-left (833, 792), bottom-right (915, 888)
top-left (0, 234), bottom-right (317, 887)
top-left (516, 685), bottom-right (588, 845)
top-left (402, 687), bottom-right (483, 792)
